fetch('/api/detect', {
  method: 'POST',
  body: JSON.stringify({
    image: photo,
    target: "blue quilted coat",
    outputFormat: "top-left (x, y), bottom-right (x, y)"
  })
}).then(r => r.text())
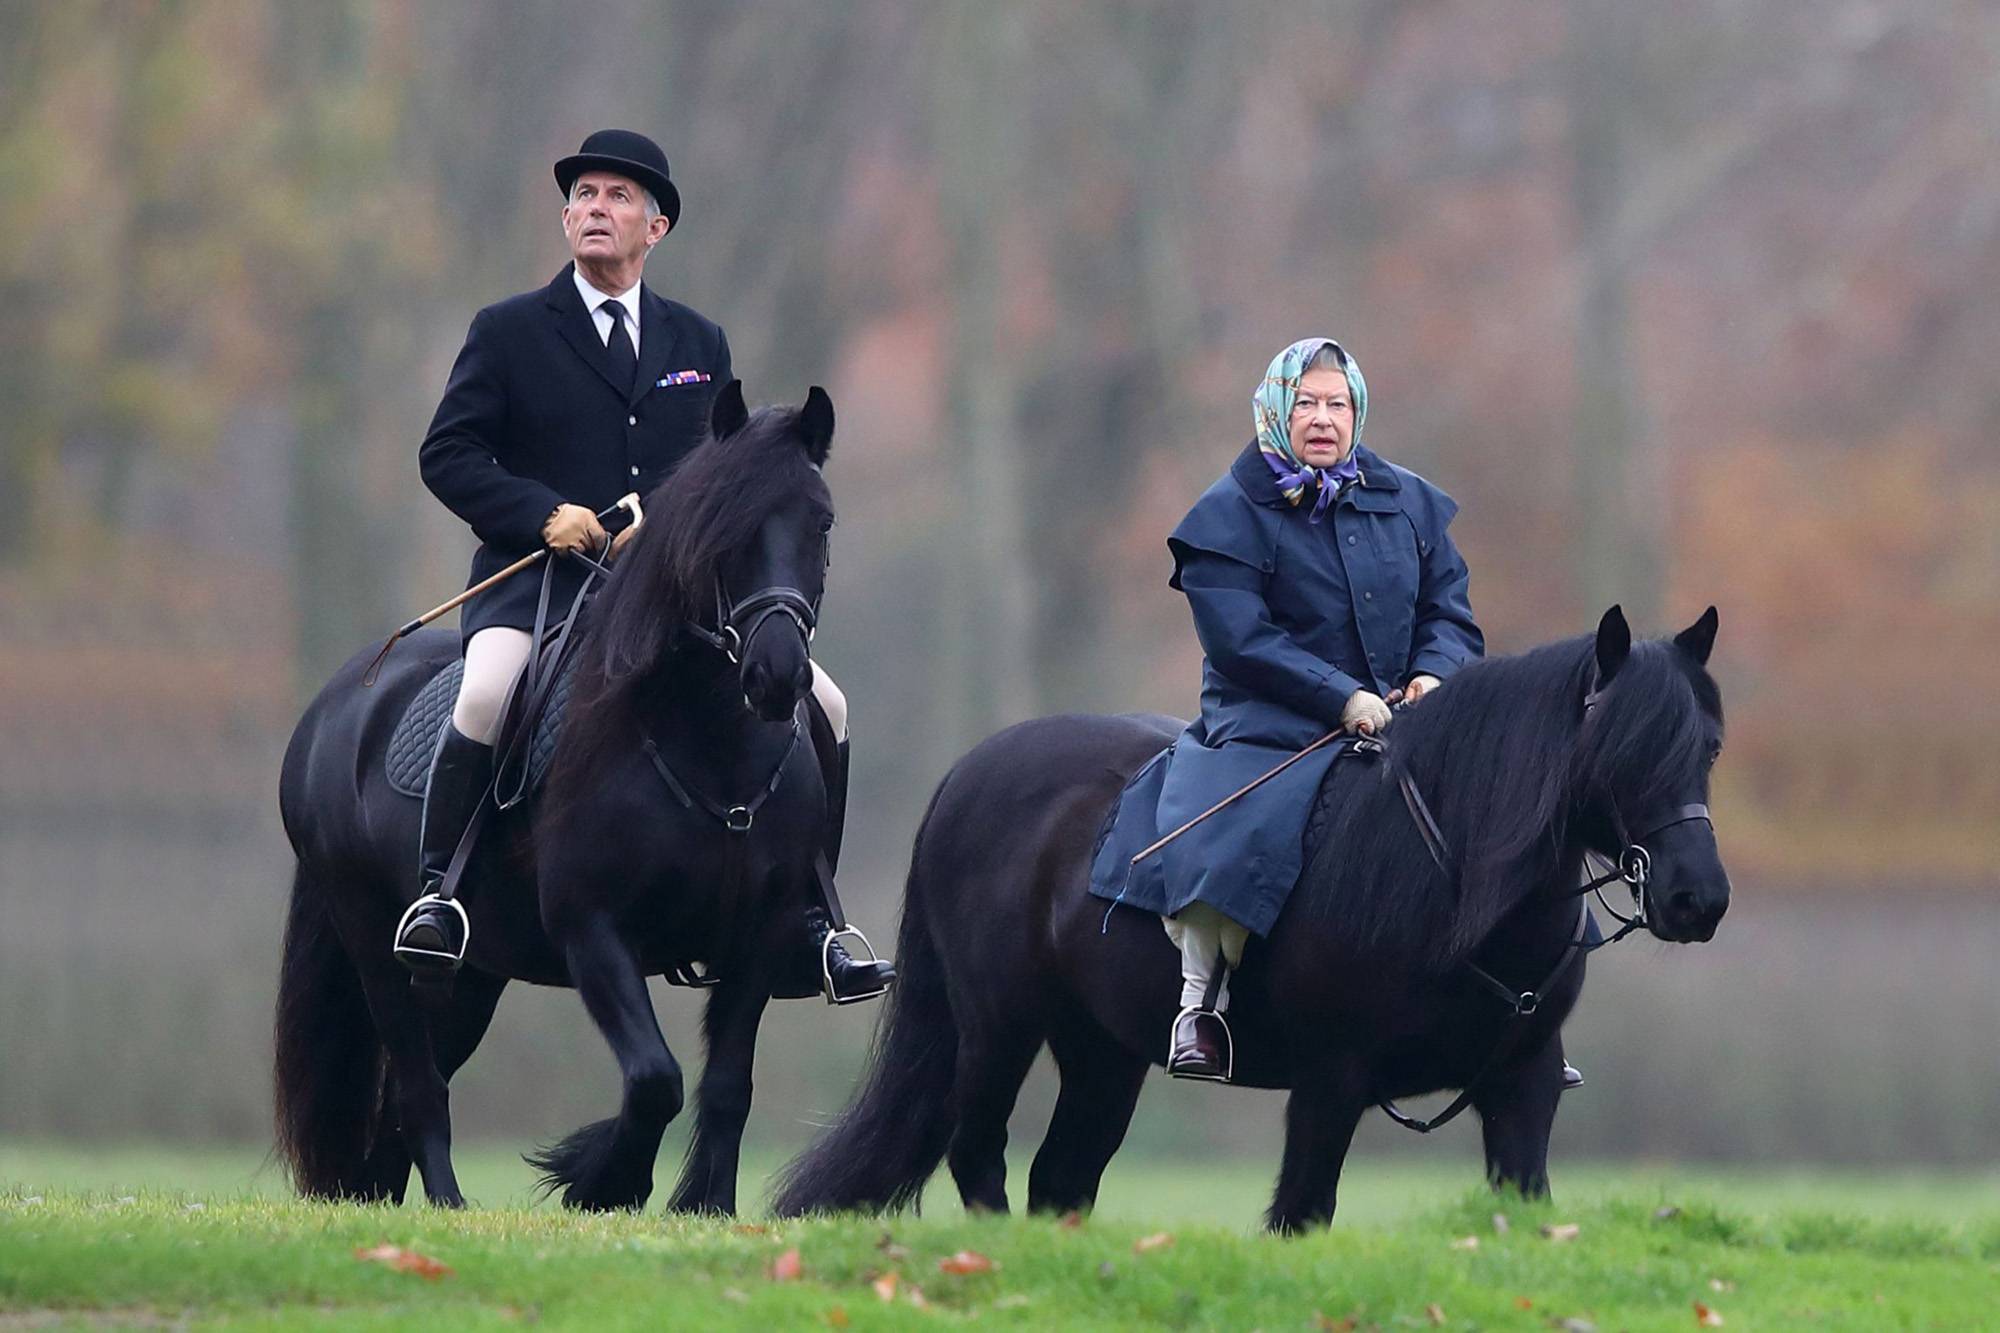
top-left (1089, 440), bottom-right (1483, 935)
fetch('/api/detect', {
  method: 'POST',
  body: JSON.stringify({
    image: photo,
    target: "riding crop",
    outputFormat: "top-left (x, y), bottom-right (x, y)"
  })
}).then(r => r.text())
top-left (362, 492), bottom-right (642, 686)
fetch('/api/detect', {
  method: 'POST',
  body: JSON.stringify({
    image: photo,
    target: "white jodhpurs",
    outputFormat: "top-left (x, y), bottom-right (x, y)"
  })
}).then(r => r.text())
top-left (455, 627), bottom-right (851, 748)
top-left (1162, 902), bottom-right (1250, 1011)
top-left (809, 661), bottom-right (848, 742)
top-left (453, 627), bottom-right (534, 745)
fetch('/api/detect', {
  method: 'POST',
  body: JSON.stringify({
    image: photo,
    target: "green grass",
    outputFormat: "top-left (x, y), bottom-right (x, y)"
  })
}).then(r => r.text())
top-left (5, 1147), bottom-right (2000, 1329)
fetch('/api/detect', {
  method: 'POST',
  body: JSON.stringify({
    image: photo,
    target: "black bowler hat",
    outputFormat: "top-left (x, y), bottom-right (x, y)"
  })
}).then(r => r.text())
top-left (554, 129), bottom-right (681, 227)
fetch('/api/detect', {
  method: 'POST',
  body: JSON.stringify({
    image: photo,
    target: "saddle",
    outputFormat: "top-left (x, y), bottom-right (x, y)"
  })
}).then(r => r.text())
top-left (384, 651), bottom-right (578, 799)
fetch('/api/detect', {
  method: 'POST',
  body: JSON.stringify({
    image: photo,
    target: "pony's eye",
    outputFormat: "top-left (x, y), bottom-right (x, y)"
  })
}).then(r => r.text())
top-left (818, 517), bottom-right (835, 536)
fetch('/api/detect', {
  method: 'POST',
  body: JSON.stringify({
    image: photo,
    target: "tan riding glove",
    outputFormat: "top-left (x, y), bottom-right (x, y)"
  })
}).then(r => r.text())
top-left (542, 503), bottom-right (607, 554)
top-left (1340, 689), bottom-right (1392, 736)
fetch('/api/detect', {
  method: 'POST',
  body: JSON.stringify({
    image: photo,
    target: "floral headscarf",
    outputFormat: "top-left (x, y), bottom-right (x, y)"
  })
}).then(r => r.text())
top-left (1253, 337), bottom-right (1368, 522)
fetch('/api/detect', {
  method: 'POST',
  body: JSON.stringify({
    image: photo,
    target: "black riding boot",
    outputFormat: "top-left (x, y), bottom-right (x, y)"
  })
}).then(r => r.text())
top-left (393, 723), bottom-right (491, 978)
top-left (804, 738), bottom-right (895, 1004)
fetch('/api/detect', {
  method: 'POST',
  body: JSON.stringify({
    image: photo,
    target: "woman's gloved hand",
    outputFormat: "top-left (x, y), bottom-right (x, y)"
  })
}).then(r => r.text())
top-left (542, 503), bottom-right (608, 554)
top-left (1340, 689), bottom-right (1393, 736)
top-left (1401, 674), bottom-right (1442, 703)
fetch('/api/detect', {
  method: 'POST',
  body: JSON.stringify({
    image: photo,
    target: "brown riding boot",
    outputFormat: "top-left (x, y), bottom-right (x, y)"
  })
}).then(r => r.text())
top-left (1167, 1006), bottom-right (1233, 1082)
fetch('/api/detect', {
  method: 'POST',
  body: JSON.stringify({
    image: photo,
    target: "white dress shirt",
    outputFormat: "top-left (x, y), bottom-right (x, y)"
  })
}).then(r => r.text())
top-left (573, 268), bottom-right (643, 355)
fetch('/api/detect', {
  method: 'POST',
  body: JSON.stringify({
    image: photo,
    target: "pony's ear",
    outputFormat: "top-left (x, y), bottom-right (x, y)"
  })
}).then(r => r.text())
top-left (799, 386), bottom-right (835, 466)
top-left (710, 379), bottom-right (749, 440)
top-left (1674, 605), bottom-right (1719, 666)
top-left (1594, 604), bottom-right (1632, 685)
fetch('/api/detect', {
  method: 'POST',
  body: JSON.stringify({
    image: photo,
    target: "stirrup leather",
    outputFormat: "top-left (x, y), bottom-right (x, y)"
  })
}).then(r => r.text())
top-left (1168, 1004), bottom-right (1234, 1083)
top-left (393, 893), bottom-right (469, 968)
top-left (822, 926), bottom-right (890, 1006)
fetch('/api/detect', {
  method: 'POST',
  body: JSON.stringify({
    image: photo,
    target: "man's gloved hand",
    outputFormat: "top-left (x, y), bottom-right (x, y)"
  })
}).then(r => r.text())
top-left (542, 503), bottom-right (607, 554)
top-left (1340, 689), bottom-right (1393, 736)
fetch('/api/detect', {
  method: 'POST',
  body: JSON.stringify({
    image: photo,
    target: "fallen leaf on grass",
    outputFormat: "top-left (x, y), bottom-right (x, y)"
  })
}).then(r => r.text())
top-left (1449, 1235), bottom-right (1479, 1251)
top-left (1694, 1302), bottom-right (1725, 1327)
top-left (771, 1247), bottom-right (804, 1282)
top-left (1058, 1210), bottom-right (1084, 1229)
top-left (721, 1288), bottom-right (749, 1304)
top-left (1097, 1261), bottom-right (1116, 1280)
top-left (1515, 1297), bottom-right (1533, 1310)
top-left (1491, 1212), bottom-right (1510, 1234)
top-left (1425, 1302), bottom-right (1446, 1325)
top-left (825, 1307), bottom-right (850, 1328)
top-left (1654, 1205), bottom-right (1683, 1221)
top-left (733, 1223), bottom-right (769, 1236)
top-left (1553, 1319), bottom-right (1597, 1333)
top-left (1133, 1232), bottom-right (1175, 1253)
top-left (938, 1249), bottom-right (995, 1275)
top-left (1708, 1278), bottom-right (1735, 1293)
top-left (1311, 1313), bottom-right (1357, 1332)
top-left (993, 1294), bottom-right (1031, 1310)
top-left (1540, 1223), bottom-right (1581, 1243)
top-left (872, 1273), bottom-right (899, 1302)
top-left (354, 1244), bottom-right (454, 1280)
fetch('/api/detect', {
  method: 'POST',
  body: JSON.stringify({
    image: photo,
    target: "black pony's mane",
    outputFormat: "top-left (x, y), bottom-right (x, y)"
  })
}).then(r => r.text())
top-left (1305, 632), bottom-right (1720, 968)
top-left (545, 405), bottom-right (826, 790)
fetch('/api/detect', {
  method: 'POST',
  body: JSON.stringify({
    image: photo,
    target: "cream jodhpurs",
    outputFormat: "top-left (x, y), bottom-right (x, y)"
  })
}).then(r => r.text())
top-left (1161, 902), bottom-right (1249, 1011)
top-left (451, 627), bottom-right (850, 746)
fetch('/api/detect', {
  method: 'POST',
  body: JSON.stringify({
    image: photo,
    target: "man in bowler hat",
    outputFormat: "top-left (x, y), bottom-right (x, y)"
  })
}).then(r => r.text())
top-left (396, 129), bottom-right (895, 1004)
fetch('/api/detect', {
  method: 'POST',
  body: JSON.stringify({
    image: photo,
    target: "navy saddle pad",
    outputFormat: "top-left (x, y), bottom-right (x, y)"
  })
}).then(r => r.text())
top-left (384, 656), bottom-right (578, 798)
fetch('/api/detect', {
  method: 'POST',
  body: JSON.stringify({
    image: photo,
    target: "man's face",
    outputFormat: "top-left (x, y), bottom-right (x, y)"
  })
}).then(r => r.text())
top-left (562, 171), bottom-right (669, 271)
top-left (1289, 366), bottom-right (1355, 467)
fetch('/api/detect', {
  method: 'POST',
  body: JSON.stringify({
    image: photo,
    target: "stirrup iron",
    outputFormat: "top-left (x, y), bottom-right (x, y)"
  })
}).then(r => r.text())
top-left (822, 926), bottom-right (890, 1006)
top-left (393, 893), bottom-right (469, 971)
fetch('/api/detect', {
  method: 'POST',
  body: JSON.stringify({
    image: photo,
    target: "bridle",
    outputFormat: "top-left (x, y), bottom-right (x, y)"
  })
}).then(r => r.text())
top-left (1379, 686), bottom-right (1715, 1134)
top-left (685, 579), bottom-right (821, 665)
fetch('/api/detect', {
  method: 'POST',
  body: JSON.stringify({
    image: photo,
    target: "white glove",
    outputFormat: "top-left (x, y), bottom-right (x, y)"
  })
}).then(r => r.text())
top-left (1402, 674), bottom-right (1442, 703)
top-left (1340, 689), bottom-right (1392, 736)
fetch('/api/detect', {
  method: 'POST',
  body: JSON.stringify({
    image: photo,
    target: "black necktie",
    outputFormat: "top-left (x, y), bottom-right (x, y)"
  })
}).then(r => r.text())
top-left (601, 300), bottom-right (637, 393)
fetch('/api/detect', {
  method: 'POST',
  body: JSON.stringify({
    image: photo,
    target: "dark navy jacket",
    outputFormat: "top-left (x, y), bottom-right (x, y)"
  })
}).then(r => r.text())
top-left (1089, 440), bottom-right (1482, 935)
top-left (419, 264), bottom-right (732, 642)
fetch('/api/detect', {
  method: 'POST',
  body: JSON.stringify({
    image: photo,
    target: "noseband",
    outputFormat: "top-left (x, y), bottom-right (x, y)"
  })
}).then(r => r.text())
top-left (1571, 800), bottom-right (1713, 940)
top-left (686, 581), bottom-right (820, 665)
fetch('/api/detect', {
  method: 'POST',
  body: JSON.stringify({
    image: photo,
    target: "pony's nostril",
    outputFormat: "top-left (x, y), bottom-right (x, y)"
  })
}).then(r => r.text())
top-left (1669, 889), bottom-right (1699, 919)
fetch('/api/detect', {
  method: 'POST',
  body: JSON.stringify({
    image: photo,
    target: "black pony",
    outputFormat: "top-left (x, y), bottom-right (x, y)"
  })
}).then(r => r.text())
top-left (775, 607), bottom-right (1730, 1232)
top-left (276, 383), bottom-right (837, 1212)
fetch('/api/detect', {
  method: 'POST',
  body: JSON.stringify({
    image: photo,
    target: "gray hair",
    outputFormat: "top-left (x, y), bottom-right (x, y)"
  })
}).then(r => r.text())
top-left (1305, 341), bottom-right (1349, 373)
top-left (568, 178), bottom-right (661, 220)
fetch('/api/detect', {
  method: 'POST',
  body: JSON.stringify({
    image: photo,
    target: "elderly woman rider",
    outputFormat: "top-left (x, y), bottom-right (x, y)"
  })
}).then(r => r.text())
top-left (1090, 337), bottom-right (1482, 1081)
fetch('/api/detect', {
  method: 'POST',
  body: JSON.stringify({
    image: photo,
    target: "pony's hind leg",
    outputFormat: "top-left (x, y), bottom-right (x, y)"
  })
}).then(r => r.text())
top-left (529, 913), bottom-right (683, 1210)
top-left (1027, 1016), bottom-right (1148, 1216)
top-left (946, 1025), bottom-right (1043, 1214)
top-left (344, 941), bottom-right (465, 1207)
top-left (354, 968), bottom-right (509, 1205)
top-left (666, 972), bottom-right (771, 1215)
top-left (1266, 1057), bottom-right (1370, 1234)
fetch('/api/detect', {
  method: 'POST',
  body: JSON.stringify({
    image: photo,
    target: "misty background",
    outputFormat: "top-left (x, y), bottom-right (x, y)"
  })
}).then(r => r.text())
top-left (1, 0), bottom-right (1995, 1180)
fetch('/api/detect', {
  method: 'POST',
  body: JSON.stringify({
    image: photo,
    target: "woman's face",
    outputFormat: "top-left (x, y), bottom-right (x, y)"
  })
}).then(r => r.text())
top-left (1288, 366), bottom-right (1355, 467)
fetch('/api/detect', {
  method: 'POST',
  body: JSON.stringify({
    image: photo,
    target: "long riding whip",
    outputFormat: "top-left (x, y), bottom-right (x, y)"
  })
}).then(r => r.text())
top-left (362, 492), bottom-right (642, 686)
top-left (1126, 729), bottom-right (1349, 867)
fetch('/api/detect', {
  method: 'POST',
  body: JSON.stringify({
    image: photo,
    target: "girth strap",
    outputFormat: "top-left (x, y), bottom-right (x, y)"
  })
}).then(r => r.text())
top-left (642, 716), bottom-right (801, 834)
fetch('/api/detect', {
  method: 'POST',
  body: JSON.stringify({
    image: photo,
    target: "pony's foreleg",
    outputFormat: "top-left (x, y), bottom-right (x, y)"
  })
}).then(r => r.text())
top-left (1266, 1058), bottom-right (1370, 1234)
top-left (1471, 1034), bottom-right (1564, 1200)
top-left (531, 914), bottom-right (683, 1210)
top-left (666, 973), bottom-right (771, 1215)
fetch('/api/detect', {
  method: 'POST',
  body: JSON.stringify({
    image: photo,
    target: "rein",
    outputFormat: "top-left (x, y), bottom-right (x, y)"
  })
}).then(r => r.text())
top-left (1379, 761), bottom-right (1713, 1135)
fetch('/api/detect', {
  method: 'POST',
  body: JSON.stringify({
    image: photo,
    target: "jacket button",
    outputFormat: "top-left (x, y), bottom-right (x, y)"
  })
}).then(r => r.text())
top-left (627, 415), bottom-right (637, 426)
top-left (1347, 534), bottom-right (1356, 545)
top-left (630, 465), bottom-right (640, 476)
top-left (1364, 591), bottom-right (1373, 601)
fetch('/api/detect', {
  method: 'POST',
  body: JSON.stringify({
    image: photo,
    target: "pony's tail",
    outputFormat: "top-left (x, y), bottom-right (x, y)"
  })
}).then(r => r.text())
top-left (772, 792), bottom-right (959, 1217)
top-left (273, 859), bottom-right (383, 1197)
